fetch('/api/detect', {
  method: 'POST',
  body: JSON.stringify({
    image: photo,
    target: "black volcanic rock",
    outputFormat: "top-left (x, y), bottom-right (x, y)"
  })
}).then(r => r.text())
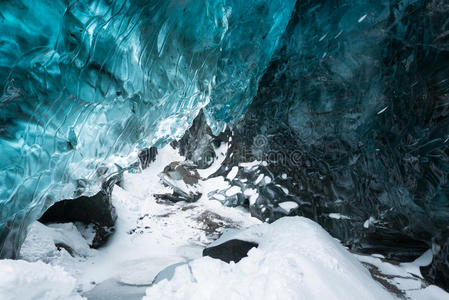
top-left (139, 147), bottom-right (158, 169)
top-left (203, 239), bottom-right (258, 263)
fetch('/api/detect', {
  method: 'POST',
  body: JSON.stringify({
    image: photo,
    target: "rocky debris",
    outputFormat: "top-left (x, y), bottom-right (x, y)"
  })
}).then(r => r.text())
top-left (158, 161), bottom-right (202, 202)
top-left (195, 211), bottom-right (238, 239)
top-left (203, 239), bottom-right (258, 263)
top-left (39, 176), bottom-right (119, 249)
top-left (153, 193), bottom-right (193, 203)
top-left (138, 147), bottom-right (158, 169)
top-left (361, 262), bottom-right (408, 299)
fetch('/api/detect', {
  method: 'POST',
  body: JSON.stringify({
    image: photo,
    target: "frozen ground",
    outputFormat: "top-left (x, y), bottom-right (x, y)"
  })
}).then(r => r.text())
top-left (2, 144), bottom-right (448, 300)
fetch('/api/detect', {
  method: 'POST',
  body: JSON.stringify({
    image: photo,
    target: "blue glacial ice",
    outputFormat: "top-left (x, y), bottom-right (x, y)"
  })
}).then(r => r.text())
top-left (0, 0), bottom-right (295, 257)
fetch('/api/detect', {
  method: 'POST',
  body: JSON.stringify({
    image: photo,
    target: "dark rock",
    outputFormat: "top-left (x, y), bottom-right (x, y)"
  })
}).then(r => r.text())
top-left (421, 230), bottom-right (449, 292)
top-left (159, 161), bottom-right (202, 201)
top-left (203, 239), bottom-right (258, 263)
top-left (154, 193), bottom-right (194, 203)
top-left (162, 161), bottom-right (200, 185)
top-left (178, 111), bottom-right (216, 169)
top-left (39, 175), bottom-right (118, 249)
top-left (55, 242), bottom-right (74, 256)
top-left (138, 147), bottom-right (158, 169)
top-left (176, 110), bottom-right (232, 172)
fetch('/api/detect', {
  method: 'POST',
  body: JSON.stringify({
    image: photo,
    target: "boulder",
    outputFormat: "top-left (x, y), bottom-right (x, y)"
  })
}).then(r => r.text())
top-left (203, 239), bottom-right (258, 263)
top-left (158, 161), bottom-right (202, 202)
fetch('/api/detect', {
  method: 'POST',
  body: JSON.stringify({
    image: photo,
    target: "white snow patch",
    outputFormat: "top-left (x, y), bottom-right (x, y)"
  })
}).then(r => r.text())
top-left (278, 201), bottom-right (298, 213)
top-left (20, 221), bottom-right (94, 268)
top-left (197, 142), bottom-right (228, 178)
top-left (355, 250), bottom-right (449, 300)
top-left (328, 213), bottom-right (351, 220)
top-left (254, 174), bottom-right (264, 185)
top-left (226, 166), bottom-right (239, 180)
top-left (363, 216), bottom-right (376, 228)
top-left (264, 176), bottom-right (272, 184)
top-left (408, 285), bottom-right (449, 300)
top-left (225, 185), bottom-right (242, 197)
top-left (0, 260), bottom-right (85, 300)
top-left (244, 188), bottom-right (259, 205)
top-left (239, 160), bottom-right (261, 169)
top-left (144, 217), bottom-right (395, 300)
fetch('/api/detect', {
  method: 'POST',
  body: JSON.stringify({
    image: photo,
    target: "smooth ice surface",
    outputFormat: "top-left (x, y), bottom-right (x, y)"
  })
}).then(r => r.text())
top-left (0, 0), bottom-right (295, 256)
top-left (144, 217), bottom-right (395, 300)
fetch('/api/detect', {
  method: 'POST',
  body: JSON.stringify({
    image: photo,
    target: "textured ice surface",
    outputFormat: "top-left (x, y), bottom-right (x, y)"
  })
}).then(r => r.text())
top-left (0, 0), bottom-right (295, 256)
top-left (227, 0), bottom-right (449, 260)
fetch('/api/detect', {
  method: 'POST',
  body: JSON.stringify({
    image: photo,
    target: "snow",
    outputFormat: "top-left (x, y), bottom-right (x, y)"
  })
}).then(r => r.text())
top-left (408, 285), bottom-right (449, 300)
top-left (264, 176), bottom-right (272, 184)
top-left (244, 188), bottom-right (259, 205)
top-left (238, 160), bottom-right (261, 169)
top-left (11, 144), bottom-right (449, 300)
top-left (278, 201), bottom-right (298, 213)
top-left (144, 217), bottom-right (395, 300)
top-left (226, 166), bottom-right (239, 180)
top-left (254, 174), bottom-right (264, 185)
top-left (355, 250), bottom-right (448, 300)
top-left (363, 216), bottom-right (376, 228)
top-left (17, 144), bottom-right (259, 297)
top-left (225, 185), bottom-right (242, 196)
top-left (197, 142), bottom-right (228, 178)
top-left (328, 213), bottom-right (351, 220)
top-left (0, 259), bottom-right (85, 300)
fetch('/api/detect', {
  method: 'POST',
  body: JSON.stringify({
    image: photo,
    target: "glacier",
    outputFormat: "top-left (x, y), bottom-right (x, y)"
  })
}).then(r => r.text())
top-left (1, 0), bottom-right (449, 291)
top-left (0, 0), bottom-right (295, 257)
top-left (221, 0), bottom-right (449, 287)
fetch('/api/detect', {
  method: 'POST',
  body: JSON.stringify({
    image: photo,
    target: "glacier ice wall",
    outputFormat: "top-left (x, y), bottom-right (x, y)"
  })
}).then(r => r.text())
top-left (228, 0), bottom-right (449, 260)
top-left (0, 0), bottom-right (295, 257)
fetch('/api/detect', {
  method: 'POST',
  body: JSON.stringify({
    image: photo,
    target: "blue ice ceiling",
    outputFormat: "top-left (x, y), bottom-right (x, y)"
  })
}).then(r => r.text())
top-left (0, 0), bottom-right (295, 256)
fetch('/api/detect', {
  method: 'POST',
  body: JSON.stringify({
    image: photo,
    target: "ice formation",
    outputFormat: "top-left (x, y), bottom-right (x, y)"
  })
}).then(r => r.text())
top-left (0, 0), bottom-right (295, 257)
top-left (1, 0), bottom-right (449, 292)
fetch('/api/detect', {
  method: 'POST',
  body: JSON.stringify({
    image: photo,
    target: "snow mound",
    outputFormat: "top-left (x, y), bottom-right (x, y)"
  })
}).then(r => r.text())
top-left (20, 222), bottom-right (93, 262)
top-left (144, 217), bottom-right (395, 300)
top-left (0, 259), bottom-right (85, 300)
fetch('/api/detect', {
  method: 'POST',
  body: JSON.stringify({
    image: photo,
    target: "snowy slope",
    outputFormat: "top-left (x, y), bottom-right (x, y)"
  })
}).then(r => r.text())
top-left (7, 144), bottom-right (449, 300)
top-left (144, 216), bottom-right (395, 300)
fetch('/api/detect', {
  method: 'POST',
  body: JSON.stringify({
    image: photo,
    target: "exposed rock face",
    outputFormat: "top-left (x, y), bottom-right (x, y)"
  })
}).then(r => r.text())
top-left (39, 176), bottom-right (119, 249)
top-left (203, 239), bottom-right (258, 263)
top-left (177, 111), bottom-right (216, 169)
top-left (421, 230), bottom-right (449, 292)
top-left (157, 161), bottom-right (202, 202)
top-left (139, 147), bottom-right (158, 170)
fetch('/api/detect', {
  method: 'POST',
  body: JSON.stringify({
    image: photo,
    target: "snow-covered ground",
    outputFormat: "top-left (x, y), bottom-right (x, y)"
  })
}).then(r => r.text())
top-left (2, 144), bottom-right (448, 300)
top-left (144, 216), bottom-right (395, 300)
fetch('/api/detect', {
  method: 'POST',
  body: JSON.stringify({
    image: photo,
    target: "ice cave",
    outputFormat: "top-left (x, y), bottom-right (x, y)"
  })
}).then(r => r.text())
top-left (1, 0), bottom-right (449, 299)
